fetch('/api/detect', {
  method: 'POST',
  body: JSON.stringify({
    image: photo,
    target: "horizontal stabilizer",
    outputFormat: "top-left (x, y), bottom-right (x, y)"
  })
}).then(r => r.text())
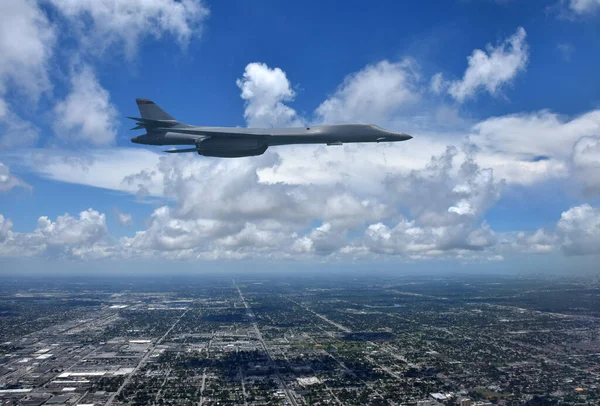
top-left (127, 117), bottom-right (178, 125)
top-left (126, 116), bottom-right (176, 123)
top-left (164, 148), bottom-right (198, 153)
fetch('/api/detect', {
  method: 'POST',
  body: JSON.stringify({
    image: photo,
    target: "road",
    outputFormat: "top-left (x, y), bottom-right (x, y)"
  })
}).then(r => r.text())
top-left (284, 296), bottom-right (398, 404)
top-left (233, 280), bottom-right (298, 406)
top-left (104, 309), bottom-right (189, 406)
top-left (199, 368), bottom-right (207, 406)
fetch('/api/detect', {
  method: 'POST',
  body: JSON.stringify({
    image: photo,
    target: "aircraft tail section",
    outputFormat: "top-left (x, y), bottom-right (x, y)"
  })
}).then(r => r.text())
top-left (136, 98), bottom-right (175, 121)
top-left (129, 98), bottom-right (183, 132)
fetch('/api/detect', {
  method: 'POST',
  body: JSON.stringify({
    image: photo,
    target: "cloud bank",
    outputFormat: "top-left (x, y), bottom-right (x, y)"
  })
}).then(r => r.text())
top-left (1, 4), bottom-right (598, 266)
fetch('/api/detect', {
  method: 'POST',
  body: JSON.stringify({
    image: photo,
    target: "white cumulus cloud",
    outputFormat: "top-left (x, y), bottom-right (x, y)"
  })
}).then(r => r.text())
top-left (571, 136), bottom-right (600, 195)
top-left (557, 204), bottom-right (600, 256)
top-left (237, 62), bottom-right (303, 128)
top-left (386, 146), bottom-right (503, 227)
top-left (567, 0), bottom-right (600, 15)
top-left (503, 204), bottom-right (600, 257)
top-left (0, 110), bottom-right (40, 148)
top-left (123, 206), bottom-right (227, 253)
top-left (470, 109), bottom-right (600, 187)
top-left (354, 146), bottom-right (502, 257)
top-left (6, 50), bottom-right (600, 263)
top-left (512, 229), bottom-right (559, 254)
top-left (316, 59), bottom-right (421, 124)
top-left (429, 72), bottom-right (446, 94)
top-left (36, 209), bottom-right (109, 251)
top-left (53, 65), bottom-right (119, 145)
top-left (0, 0), bottom-right (55, 102)
top-left (444, 27), bottom-right (528, 102)
top-left (48, 0), bottom-right (210, 58)
top-left (0, 161), bottom-right (30, 192)
top-left (110, 142), bottom-right (504, 260)
top-left (0, 209), bottom-right (114, 259)
top-left (0, 214), bottom-right (13, 243)
top-left (116, 210), bottom-right (133, 227)
top-left (0, 0), bottom-right (55, 148)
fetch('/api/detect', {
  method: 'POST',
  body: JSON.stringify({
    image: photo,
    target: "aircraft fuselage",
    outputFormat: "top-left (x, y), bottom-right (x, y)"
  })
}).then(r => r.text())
top-left (129, 99), bottom-right (412, 157)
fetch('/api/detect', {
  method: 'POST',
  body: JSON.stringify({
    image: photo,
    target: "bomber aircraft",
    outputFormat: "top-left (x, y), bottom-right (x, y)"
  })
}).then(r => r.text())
top-left (130, 98), bottom-right (412, 157)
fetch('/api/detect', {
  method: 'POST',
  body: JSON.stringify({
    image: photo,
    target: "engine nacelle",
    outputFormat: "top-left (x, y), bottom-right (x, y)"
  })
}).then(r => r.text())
top-left (196, 137), bottom-right (268, 158)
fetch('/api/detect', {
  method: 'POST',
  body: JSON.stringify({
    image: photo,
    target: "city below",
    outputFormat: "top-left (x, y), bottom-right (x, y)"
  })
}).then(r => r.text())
top-left (0, 272), bottom-right (598, 405)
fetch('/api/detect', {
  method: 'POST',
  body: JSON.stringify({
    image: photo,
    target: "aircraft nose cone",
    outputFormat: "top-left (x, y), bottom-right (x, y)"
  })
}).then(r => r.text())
top-left (131, 136), bottom-right (140, 144)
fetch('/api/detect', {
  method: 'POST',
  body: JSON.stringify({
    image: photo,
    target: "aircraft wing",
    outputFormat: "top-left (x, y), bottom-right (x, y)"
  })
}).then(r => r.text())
top-left (153, 127), bottom-right (268, 138)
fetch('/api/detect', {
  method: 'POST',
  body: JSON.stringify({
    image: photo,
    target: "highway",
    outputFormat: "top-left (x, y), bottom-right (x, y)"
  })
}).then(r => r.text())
top-left (233, 280), bottom-right (298, 406)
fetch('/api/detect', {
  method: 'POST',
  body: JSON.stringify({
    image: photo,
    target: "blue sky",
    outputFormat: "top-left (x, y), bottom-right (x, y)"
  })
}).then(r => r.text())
top-left (1, 0), bottom-right (600, 272)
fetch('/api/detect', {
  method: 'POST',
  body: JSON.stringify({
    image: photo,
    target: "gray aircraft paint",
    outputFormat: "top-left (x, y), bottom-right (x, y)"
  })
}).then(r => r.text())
top-left (130, 98), bottom-right (412, 157)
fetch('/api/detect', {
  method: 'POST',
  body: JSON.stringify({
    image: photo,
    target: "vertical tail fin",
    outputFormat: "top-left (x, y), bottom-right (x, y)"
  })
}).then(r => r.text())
top-left (136, 98), bottom-right (175, 121)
